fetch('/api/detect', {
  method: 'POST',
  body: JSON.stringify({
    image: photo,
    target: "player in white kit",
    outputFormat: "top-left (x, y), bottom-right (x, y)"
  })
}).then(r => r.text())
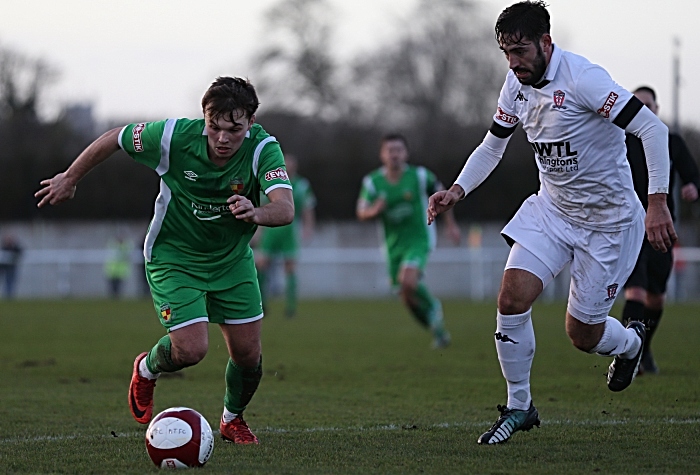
top-left (427, 1), bottom-right (676, 445)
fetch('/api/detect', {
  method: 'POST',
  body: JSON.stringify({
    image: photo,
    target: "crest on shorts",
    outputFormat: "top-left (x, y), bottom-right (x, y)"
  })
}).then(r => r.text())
top-left (553, 90), bottom-right (567, 109)
top-left (604, 283), bottom-right (619, 302)
top-left (229, 177), bottom-right (245, 195)
top-left (160, 303), bottom-right (172, 321)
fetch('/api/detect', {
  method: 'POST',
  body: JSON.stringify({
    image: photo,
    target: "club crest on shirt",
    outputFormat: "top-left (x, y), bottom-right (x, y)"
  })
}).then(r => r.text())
top-left (553, 90), bottom-right (567, 109)
top-left (160, 303), bottom-right (172, 321)
top-left (229, 177), bottom-right (245, 195)
top-left (604, 283), bottom-right (619, 302)
top-left (403, 191), bottom-right (413, 201)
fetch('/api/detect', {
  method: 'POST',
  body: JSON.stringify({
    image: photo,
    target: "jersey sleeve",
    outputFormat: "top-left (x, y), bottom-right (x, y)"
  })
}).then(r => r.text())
top-left (574, 66), bottom-right (635, 124)
top-left (358, 174), bottom-right (378, 203)
top-left (257, 141), bottom-right (292, 194)
top-left (302, 178), bottom-right (317, 209)
top-left (490, 74), bottom-right (521, 138)
top-left (118, 120), bottom-right (168, 171)
top-left (422, 167), bottom-right (440, 194)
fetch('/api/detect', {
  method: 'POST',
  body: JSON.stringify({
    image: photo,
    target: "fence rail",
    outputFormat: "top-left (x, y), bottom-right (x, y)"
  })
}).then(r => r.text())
top-left (1, 247), bottom-right (699, 301)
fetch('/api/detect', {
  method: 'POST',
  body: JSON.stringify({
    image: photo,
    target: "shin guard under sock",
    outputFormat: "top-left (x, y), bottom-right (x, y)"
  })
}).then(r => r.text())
top-left (496, 310), bottom-right (535, 411)
top-left (146, 334), bottom-right (185, 374)
top-left (224, 356), bottom-right (263, 414)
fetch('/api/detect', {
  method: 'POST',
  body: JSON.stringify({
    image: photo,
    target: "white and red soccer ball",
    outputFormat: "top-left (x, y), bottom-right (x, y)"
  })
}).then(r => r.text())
top-left (145, 407), bottom-right (214, 469)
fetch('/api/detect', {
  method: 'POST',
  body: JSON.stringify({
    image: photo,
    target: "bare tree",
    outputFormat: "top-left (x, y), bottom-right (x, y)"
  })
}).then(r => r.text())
top-left (348, 0), bottom-right (503, 128)
top-left (0, 43), bottom-right (58, 120)
top-left (253, 0), bottom-right (340, 118)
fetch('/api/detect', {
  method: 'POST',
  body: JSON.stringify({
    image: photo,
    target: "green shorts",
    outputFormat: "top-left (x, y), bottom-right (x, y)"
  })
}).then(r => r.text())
top-left (387, 246), bottom-right (430, 286)
top-left (146, 249), bottom-right (263, 332)
top-left (259, 224), bottom-right (299, 259)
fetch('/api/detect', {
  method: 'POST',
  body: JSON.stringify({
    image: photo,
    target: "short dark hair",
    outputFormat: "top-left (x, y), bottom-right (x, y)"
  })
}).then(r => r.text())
top-left (201, 76), bottom-right (260, 123)
top-left (633, 86), bottom-right (657, 101)
top-left (495, 1), bottom-right (550, 46)
top-left (380, 132), bottom-right (409, 149)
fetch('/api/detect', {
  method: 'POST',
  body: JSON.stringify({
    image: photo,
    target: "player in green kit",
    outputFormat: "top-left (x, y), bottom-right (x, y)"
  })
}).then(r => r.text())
top-left (357, 133), bottom-right (461, 348)
top-left (255, 154), bottom-right (316, 317)
top-left (35, 77), bottom-right (294, 445)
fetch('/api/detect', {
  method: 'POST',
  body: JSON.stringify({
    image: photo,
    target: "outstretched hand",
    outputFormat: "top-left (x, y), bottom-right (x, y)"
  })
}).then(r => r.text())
top-left (427, 186), bottom-right (464, 225)
top-left (35, 172), bottom-right (77, 208)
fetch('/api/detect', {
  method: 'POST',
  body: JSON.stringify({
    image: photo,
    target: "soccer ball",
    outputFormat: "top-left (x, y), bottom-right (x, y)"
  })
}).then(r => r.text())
top-left (145, 407), bottom-right (214, 469)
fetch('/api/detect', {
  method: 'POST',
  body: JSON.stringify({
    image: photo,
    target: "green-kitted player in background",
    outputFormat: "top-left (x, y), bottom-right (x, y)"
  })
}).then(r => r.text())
top-left (357, 133), bottom-right (461, 349)
top-left (35, 77), bottom-right (294, 445)
top-left (255, 154), bottom-right (316, 317)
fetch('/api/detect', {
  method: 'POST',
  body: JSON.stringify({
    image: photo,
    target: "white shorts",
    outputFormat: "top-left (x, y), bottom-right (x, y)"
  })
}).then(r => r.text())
top-left (502, 194), bottom-right (645, 324)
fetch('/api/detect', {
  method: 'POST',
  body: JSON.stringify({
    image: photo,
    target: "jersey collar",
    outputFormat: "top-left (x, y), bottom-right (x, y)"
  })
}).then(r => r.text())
top-left (531, 43), bottom-right (562, 90)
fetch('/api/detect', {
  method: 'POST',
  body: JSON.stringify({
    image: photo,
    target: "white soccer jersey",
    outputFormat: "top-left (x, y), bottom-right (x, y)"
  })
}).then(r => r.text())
top-left (493, 45), bottom-right (644, 231)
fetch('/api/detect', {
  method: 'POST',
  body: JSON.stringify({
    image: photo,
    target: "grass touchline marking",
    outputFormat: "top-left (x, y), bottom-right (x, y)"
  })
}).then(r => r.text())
top-left (2, 418), bottom-right (699, 445)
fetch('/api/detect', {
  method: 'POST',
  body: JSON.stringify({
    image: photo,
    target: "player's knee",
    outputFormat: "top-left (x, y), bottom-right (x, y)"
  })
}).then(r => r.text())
top-left (646, 293), bottom-right (665, 310)
top-left (172, 344), bottom-right (208, 367)
top-left (497, 292), bottom-right (530, 315)
top-left (565, 320), bottom-right (602, 352)
top-left (230, 344), bottom-right (261, 369)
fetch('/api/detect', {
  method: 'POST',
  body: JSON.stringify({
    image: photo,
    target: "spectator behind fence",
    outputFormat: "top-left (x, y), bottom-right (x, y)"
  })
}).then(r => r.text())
top-left (0, 234), bottom-right (23, 299)
top-left (104, 236), bottom-right (133, 298)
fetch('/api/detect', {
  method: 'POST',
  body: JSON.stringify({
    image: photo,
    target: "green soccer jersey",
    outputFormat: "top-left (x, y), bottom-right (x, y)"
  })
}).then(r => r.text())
top-left (119, 119), bottom-right (292, 270)
top-left (359, 165), bottom-right (440, 255)
top-left (260, 175), bottom-right (316, 255)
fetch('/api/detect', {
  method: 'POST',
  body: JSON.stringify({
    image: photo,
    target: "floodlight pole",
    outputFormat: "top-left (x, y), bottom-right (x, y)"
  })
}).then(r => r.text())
top-left (672, 37), bottom-right (681, 134)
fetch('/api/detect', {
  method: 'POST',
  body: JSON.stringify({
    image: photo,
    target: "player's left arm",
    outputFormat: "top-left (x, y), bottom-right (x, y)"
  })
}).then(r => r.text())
top-left (578, 66), bottom-right (676, 252)
top-left (671, 134), bottom-right (700, 202)
top-left (229, 139), bottom-right (294, 225)
top-left (620, 102), bottom-right (676, 252)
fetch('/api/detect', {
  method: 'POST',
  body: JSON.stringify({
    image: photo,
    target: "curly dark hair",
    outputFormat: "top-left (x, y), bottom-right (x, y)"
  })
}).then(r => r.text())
top-left (495, 1), bottom-right (550, 46)
top-left (201, 76), bottom-right (260, 122)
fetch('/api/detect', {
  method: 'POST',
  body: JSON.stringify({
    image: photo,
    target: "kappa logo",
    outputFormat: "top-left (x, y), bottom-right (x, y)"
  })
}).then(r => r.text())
top-left (515, 91), bottom-right (528, 102)
top-left (597, 92), bottom-right (619, 119)
top-left (495, 332), bottom-right (518, 344)
top-left (604, 283), bottom-right (619, 302)
top-left (265, 167), bottom-right (289, 181)
top-left (553, 90), bottom-right (567, 109)
top-left (495, 106), bottom-right (518, 125)
top-left (132, 123), bottom-right (146, 152)
top-left (184, 171), bottom-right (198, 181)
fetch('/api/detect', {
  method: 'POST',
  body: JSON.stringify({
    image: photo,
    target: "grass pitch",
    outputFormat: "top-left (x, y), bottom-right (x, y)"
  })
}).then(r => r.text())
top-left (0, 298), bottom-right (699, 474)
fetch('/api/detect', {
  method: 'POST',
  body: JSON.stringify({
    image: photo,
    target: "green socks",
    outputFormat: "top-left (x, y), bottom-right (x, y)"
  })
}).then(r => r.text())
top-left (145, 334), bottom-right (185, 374)
top-left (224, 356), bottom-right (263, 414)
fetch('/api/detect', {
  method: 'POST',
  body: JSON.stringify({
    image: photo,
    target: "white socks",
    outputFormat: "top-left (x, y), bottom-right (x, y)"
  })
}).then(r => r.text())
top-left (591, 316), bottom-right (641, 359)
top-left (139, 357), bottom-right (160, 380)
top-left (496, 309), bottom-right (535, 411)
top-left (222, 408), bottom-right (238, 423)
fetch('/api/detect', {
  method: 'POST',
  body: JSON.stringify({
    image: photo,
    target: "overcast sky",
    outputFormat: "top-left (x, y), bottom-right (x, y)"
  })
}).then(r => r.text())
top-left (3, 0), bottom-right (698, 127)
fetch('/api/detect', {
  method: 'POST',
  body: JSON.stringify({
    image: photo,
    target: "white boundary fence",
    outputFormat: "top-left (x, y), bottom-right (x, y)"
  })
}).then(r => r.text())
top-left (2, 247), bottom-right (699, 301)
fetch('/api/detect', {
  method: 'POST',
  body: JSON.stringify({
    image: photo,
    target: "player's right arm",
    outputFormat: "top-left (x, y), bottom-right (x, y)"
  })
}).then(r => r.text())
top-left (428, 79), bottom-right (518, 225)
top-left (35, 127), bottom-right (122, 208)
top-left (356, 174), bottom-right (385, 221)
